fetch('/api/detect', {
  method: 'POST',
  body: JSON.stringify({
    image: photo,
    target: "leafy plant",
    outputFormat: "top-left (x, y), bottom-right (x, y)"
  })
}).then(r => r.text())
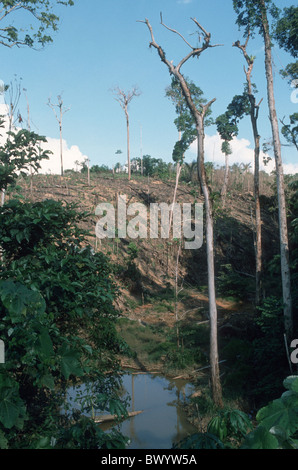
top-left (0, 129), bottom-right (51, 193)
top-left (0, 198), bottom-right (126, 448)
top-left (173, 432), bottom-right (225, 449)
top-left (207, 408), bottom-right (252, 445)
top-left (241, 376), bottom-right (298, 449)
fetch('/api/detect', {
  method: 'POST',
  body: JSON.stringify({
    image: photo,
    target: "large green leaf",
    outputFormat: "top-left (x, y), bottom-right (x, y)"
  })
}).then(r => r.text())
top-left (207, 415), bottom-right (228, 441)
top-left (60, 345), bottom-right (84, 380)
top-left (283, 376), bottom-right (298, 393)
top-left (256, 393), bottom-right (298, 437)
top-left (241, 425), bottom-right (279, 449)
top-left (0, 377), bottom-right (26, 430)
top-left (38, 328), bottom-right (54, 358)
top-left (0, 280), bottom-right (46, 323)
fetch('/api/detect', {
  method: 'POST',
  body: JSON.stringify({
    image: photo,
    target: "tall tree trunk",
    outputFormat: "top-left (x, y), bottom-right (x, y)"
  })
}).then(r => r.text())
top-left (126, 111), bottom-right (131, 181)
top-left (142, 17), bottom-right (223, 407)
top-left (253, 128), bottom-right (262, 306)
top-left (250, 100), bottom-right (262, 306)
top-left (233, 37), bottom-right (263, 307)
top-left (221, 153), bottom-right (229, 208)
top-left (0, 189), bottom-right (5, 207)
top-left (59, 122), bottom-right (63, 178)
top-left (197, 115), bottom-right (223, 407)
top-left (179, 77), bottom-right (222, 407)
top-left (260, 1), bottom-right (293, 339)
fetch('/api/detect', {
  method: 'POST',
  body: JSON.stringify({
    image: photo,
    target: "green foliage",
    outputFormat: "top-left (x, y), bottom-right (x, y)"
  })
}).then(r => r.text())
top-left (141, 154), bottom-right (172, 179)
top-left (233, 0), bottom-right (280, 37)
top-left (0, 129), bottom-right (51, 192)
top-left (241, 376), bottom-right (298, 449)
top-left (90, 164), bottom-right (111, 173)
top-left (279, 62), bottom-right (298, 84)
top-left (288, 177), bottom-right (298, 330)
top-left (177, 377), bottom-right (298, 449)
top-left (166, 76), bottom-right (212, 164)
top-left (173, 432), bottom-right (225, 449)
top-left (0, 0), bottom-right (74, 48)
top-left (165, 348), bottom-right (194, 370)
top-left (273, 6), bottom-right (298, 58)
top-left (207, 408), bottom-right (252, 445)
top-left (281, 113), bottom-right (298, 150)
top-left (0, 196), bottom-right (125, 448)
top-left (56, 416), bottom-right (128, 449)
top-left (222, 339), bottom-right (254, 394)
top-left (0, 198), bottom-right (88, 260)
top-left (217, 263), bottom-right (253, 299)
top-left (249, 296), bottom-right (288, 404)
top-left (216, 93), bottom-right (251, 148)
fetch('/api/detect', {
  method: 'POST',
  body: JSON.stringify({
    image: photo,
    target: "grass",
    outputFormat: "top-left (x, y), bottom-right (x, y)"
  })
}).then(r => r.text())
top-left (117, 318), bottom-right (171, 366)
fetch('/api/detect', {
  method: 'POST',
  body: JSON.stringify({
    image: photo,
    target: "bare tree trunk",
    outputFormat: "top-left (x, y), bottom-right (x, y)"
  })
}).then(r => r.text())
top-left (126, 111), bottom-right (131, 180)
top-left (48, 95), bottom-right (70, 180)
top-left (197, 115), bottom-right (222, 407)
top-left (59, 122), bottom-right (63, 178)
top-left (175, 243), bottom-right (181, 349)
top-left (140, 16), bottom-right (223, 407)
top-left (260, 1), bottom-right (293, 339)
top-left (87, 158), bottom-right (90, 186)
top-left (24, 90), bottom-right (33, 196)
top-left (221, 153), bottom-right (229, 208)
top-left (233, 36), bottom-right (263, 306)
top-left (169, 162), bottom-right (181, 232)
top-left (111, 87), bottom-right (140, 182)
top-left (254, 129), bottom-right (262, 306)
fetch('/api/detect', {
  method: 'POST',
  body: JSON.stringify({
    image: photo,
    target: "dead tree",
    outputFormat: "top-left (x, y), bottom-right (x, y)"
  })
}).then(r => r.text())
top-left (140, 14), bottom-right (223, 407)
top-left (111, 86), bottom-right (141, 181)
top-left (48, 95), bottom-right (70, 178)
top-left (233, 34), bottom-right (263, 306)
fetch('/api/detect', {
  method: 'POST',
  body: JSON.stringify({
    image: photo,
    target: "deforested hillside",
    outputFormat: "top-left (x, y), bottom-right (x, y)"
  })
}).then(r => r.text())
top-left (7, 170), bottom-right (286, 373)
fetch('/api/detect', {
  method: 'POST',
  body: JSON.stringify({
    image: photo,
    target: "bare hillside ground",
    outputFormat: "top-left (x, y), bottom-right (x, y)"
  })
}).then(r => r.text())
top-left (9, 171), bottom-right (279, 376)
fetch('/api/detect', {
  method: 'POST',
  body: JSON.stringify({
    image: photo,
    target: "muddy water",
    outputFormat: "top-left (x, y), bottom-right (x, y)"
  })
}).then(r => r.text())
top-left (104, 372), bottom-right (197, 449)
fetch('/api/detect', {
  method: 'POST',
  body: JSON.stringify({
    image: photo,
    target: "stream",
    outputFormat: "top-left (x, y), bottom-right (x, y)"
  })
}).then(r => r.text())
top-left (67, 372), bottom-right (198, 449)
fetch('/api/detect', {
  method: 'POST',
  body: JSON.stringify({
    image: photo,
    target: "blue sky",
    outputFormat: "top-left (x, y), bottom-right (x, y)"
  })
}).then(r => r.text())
top-left (0, 0), bottom-right (297, 174)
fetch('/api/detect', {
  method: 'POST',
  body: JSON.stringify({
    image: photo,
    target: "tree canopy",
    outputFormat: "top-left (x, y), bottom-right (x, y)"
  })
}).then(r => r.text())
top-left (165, 76), bottom-right (212, 163)
top-left (233, 0), bottom-right (280, 36)
top-left (0, 0), bottom-right (74, 48)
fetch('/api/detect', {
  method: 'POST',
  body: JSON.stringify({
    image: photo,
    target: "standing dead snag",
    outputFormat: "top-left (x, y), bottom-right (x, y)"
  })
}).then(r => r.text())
top-left (111, 86), bottom-right (141, 181)
top-left (233, 34), bottom-right (263, 307)
top-left (140, 15), bottom-right (223, 407)
top-left (48, 95), bottom-right (70, 178)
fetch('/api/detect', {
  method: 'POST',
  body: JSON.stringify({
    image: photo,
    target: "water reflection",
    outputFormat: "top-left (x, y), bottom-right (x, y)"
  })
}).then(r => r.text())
top-left (113, 373), bottom-right (197, 449)
top-left (67, 372), bottom-right (197, 449)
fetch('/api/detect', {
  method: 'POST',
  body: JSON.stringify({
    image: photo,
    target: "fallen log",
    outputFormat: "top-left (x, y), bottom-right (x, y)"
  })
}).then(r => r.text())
top-left (94, 410), bottom-right (143, 424)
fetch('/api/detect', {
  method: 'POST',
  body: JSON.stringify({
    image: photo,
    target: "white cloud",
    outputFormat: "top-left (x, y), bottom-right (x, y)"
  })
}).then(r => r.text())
top-left (0, 103), bottom-right (88, 175)
top-left (283, 163), bottom-right (298, 175)
top-left (188, 132), bottom-right (298, 175)
top-left (38, 137), bottom-right (87, 175)
top-left (177, 0), bottom-right (192, 4)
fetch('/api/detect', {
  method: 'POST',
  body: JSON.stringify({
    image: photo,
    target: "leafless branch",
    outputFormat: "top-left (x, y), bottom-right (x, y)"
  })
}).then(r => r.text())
top-left (111, 86), bottom-right (141, 111)
top-left (233, 36), bottom-right (254, 71)
top-left (47, 96), bottom-right (70, 123)
top-left (160, 12), bottom-right (193, 50)
top-left (191, 17), bottom-right (209, 38)
top-left (139, 16), bottom-right (222, 76)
